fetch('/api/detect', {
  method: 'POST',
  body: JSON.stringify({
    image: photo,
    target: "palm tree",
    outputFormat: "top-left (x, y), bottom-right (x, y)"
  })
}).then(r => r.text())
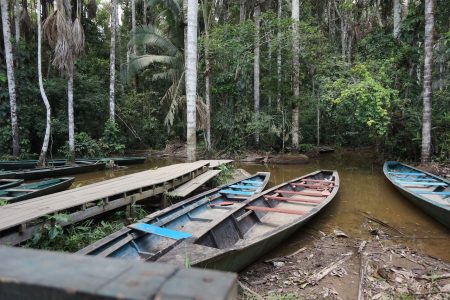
top-left (1, 0), bottom-right (20, 156)
top-left (44, 0), bottom-right (84, 163)
top-left (185, 0), bottom-right (198, 161)
top-left (291, 0), bottom-right (300, 152)
top-left (128, 0), bottom-right (206, 131)
top-left (276, 0), bottom-right (282, 111)
top-left (37, 0), bottom-right (52, 166)
top-left (421, 0), bottom-right (434, 163)
top-left (393, 0), bottom-right (401, 38)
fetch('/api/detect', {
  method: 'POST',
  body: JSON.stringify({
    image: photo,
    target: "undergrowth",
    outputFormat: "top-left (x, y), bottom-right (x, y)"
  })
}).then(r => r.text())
top-left (25, 205), bottom-right (148, 252)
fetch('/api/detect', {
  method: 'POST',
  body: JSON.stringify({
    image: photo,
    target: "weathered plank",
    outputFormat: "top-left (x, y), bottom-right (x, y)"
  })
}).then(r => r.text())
top-left (198, 159), bottom-right (233, 168)
top-left (0, 246), bottom-right (237, 300)
top-left (167, 169), bottom-right (221, 197)
top-left (0, 161), bottom-right (214, 245)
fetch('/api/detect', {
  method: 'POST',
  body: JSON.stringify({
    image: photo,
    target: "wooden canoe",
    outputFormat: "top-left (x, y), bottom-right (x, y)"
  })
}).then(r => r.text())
top-left (0, 162), bottom-right (105, 180)
top-left (0, 179), bottom-right (24, 189)
top-left (0, 177), bottom-right (74, 204)
top-left (78, 170), bottom-right (338, 272)
top-left (77, 172), bottom-right (271, 258)
top-left (383, 161), bottom-right (450, 229)
top-left (0, 159), bottom-right (66, 170)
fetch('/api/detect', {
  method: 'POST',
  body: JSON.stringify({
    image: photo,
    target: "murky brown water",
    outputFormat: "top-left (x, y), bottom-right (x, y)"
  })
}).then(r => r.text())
top-left (70, 152), bottom-right (450, 262)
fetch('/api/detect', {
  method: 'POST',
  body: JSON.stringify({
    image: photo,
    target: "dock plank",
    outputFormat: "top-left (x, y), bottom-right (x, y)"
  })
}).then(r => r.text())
top-left (0, 161), bottom-right (210, 234)
top-left (0, 246), bottom-right (237, 300)
top-left (167, 169), bottom-right (221, 197)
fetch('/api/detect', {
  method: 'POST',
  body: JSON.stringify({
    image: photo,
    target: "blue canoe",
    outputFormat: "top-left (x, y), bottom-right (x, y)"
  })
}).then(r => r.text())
top-left (383, 161), bottom-right (450, 229)
top-left (77, 172), bottom-right (270, 259)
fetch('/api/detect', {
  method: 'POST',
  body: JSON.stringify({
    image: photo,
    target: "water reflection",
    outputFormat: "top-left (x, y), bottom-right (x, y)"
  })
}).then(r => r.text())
top-left (70, 152), bottom-right (450, 262)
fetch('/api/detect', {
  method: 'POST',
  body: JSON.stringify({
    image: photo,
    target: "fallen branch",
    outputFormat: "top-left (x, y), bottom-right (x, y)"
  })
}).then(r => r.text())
top-left (264, 247), bottom-right (306, 263)
top-left (238, 280), bottom-right (263, 300)
top-left (360, 211), bottom-right (404, 235)
top-left (420, 273), bottom-right (450, 281)
top-left (306, 251), bottom-right (354, 286)
top-left (357, 252), bottom-right (367, 300)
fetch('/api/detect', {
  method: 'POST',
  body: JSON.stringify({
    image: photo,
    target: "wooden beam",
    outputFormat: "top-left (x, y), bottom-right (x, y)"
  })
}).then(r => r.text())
top-left (265, 195), bottom-right (321, 204)
top-left (246, 206), bottom-right (306, 215)
top-left (274, 190), bottom-right (329, 197)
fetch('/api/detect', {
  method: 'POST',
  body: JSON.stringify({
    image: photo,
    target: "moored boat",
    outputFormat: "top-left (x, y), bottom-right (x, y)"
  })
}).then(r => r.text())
top-left (0, 179), bottom-right (24, 189)
top-left (0, 162), bottom-right (105, 180)
top-left (78, 170), bottom-right (339, 272)
top-left (383, 161), bottom-right (450, 229)
top-left (77, 172), bottom-right (271, 258)
top-left (0, 177), bottom-right (74, 204)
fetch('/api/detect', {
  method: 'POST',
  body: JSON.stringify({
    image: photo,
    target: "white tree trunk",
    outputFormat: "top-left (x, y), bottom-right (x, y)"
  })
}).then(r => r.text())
top-left (14, 0), bottom-right (20, 44)
top-left (68, 64), bottom-right (75, 163)
top-left (202, 0), bottom-right (211, 151)
top-left (276, 0), bottom-right (282, 111)
top-left (37, 0), bottom-right (51, 166)
top-left (291, 0), bottom-right (300, 152)
top-left (143, 0), bottom-right (147, 24)
top-left (254, 3), bottom-right (260, 145)
top-left (186, 0), bottom-right (198, 162)
top-left (239, 0), bottom-right (245, 23)
top-left (131, 0), bottom-right (136, 54)
top-left (393, 0), bottom-right (401, 38)
top-left (109, 0), bottom-right (117, 123)
top-left (421, 0), bottom-right (434, 163)
top-left (1, 0), bottom-right (20, 156)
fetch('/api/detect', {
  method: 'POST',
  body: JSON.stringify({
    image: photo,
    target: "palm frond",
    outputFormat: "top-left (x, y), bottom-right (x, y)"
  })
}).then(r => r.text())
top-left (129, 25), bottom-right (179, 56)
top-left (147, 0), bottom-right (182, 23)
top-left (128, 54), bottom-right (176, 76)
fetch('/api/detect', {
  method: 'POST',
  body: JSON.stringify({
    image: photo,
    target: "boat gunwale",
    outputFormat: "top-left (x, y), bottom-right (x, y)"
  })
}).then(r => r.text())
top-left (383, 161), bottom-right (450, 211)
top-left (76, 172), bottom-right (271, 255)
top-left (189, 169), bottom-right (339, 265)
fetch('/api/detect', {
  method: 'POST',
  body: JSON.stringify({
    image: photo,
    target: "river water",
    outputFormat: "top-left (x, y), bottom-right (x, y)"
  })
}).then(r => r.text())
top-left (70, 151), bottom-right (450, 262)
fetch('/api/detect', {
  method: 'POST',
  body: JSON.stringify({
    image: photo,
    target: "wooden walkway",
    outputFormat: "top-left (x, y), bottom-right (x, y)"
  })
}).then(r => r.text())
top-left (167, 169), bottom-right (221, 198)
top-left (0, 246), bottom-right (237, 300)
top-left (0, 160), bottom-right (232, 245)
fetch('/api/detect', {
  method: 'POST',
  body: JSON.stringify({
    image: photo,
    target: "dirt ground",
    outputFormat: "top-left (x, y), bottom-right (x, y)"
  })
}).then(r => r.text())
top-left (238, 224), bottom-right (450, 300)
top-left (416, 162), bottom-right (450, 180)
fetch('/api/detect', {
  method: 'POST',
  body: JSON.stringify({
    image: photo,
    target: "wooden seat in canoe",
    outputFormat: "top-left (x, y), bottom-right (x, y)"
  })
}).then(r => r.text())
top-left (415, 191), bottom-right (450, 197)
top-left (291, 183), bottom-right (332, 189)
top-left (398, 181), bottom-right (447, 186)
top-left (264, 195), bottom-right (321, 204)
top-left (300, 179), bottom-right (334, 184)
top-left (387, 171), bottom-right (426, 176)
top-left (229, 185), bottom-right (258, 190)
top-left (219, 189), bottom-right (254, 196)
top-left (209, 201), bottom-right (235, 207)
top-left (241, 180), bottom-right (263, 186)
top-left (5, 188), bottom-right (40, 192)
top-left (128, 223), bottom-right (192, 240)
top-left (275, 189), bottom-right (330, 197)
top-left (246, 206), bottom-right (306, 215)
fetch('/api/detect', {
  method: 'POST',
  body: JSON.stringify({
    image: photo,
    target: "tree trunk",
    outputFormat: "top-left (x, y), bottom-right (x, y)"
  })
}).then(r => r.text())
top-left (254, 3), bottom-right (260, 146)
top-left (131, 0), bottom-right (136, 54)
top-left (291, 0), bottom-right (300, 152)
top-left (109, 0), bottom-right (117, 123)
top-left (186, 0), bottom-right (198, 162)
top-left (1, 0), bottom-right (20, 156)
top-left (239, 0), bottom-right (245, 23)
top-left (67, 64), bottom-right (75, 163)
top-left (14, 0), bottom-right (20, 45)
top-left (202, 0), bottom-right (211, 152)
top-left (421, 0), bottom-right (434, 163)
top-left (143, 0), bottom-right (147, 24)
top-left (393, 0), bottom-right (401, 38)
top-left (37, 0), bottom-right (51, 167)
top-left (375, 0), bottom-right (383, 27)
top-left (276, 0), bottom-right (282, 111)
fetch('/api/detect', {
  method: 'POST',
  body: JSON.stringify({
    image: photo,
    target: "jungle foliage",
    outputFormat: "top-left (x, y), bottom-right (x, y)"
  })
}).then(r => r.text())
top-left (0, 0), bottom-right (449, 161)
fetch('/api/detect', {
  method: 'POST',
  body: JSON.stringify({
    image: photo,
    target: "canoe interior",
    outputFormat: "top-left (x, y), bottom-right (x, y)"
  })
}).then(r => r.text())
top-left (78, 172), bottom-right (270, 258)
top-left (383, 161), bottom-right (449, 228)
top-left (384, 162), bottom-right (450, 209)
top-left (0, 179), bottom-right (24, 189)
top-left (80, 170), bottom-right (339, 272)
top-left (0, 177), bottom-right (74, 203)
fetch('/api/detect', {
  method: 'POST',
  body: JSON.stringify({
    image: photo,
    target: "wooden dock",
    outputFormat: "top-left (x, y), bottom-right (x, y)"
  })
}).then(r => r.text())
top-left (0, 160), bottom-right (233, 245)
top-left (166, 169), bottom-right (221, 198)
top-left (0, 246), bottom-right (237, 300)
